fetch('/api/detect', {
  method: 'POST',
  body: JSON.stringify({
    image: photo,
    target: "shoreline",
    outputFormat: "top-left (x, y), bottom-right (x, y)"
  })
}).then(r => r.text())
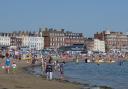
top-left (0, 59), bottom-right (113, 89)
top-left (24, 62), bottom-right (113, 89)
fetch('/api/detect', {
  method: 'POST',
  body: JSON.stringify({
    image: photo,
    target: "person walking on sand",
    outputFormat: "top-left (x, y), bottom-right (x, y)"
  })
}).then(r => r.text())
top-left (5, 57), bottom-right (11, 74)
top-left (46, 57), bottom-right (53, 80)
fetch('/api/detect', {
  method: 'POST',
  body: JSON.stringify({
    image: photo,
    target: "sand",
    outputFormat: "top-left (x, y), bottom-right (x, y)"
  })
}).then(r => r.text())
top-left (0, 60), bottom-right (82, 89)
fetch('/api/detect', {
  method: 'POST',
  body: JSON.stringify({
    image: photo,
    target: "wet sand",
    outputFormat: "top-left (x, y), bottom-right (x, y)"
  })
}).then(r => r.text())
top-left (0, 60), bottom-right (81, 89)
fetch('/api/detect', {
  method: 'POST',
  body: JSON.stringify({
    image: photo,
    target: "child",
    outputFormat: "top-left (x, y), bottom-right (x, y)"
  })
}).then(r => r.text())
top-left (5, 57), bottom-right (11, 74)
top-left (0, 62), bottom-right (5, 71)
top-left (12, 62), bottom-right (16, 74)
top-left (0, 62), bottom-right (3, 73)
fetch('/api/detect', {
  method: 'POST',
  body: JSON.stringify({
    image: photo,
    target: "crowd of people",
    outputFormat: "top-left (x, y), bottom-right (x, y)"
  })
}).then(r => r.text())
top-left (39, 56), bottom-right (65, 80)
top-left (0, 47), bottom-right (128, 81)
top-left (0, 47), bottom-right (66, 81)
top-left (0, 48), bottom-right (65, 80)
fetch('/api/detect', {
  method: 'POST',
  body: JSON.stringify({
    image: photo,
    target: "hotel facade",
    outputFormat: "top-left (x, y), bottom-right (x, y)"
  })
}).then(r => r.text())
top-left (94, 31), bottom-right (128, 51)
top-left (22, 36), bottom-right (44, 50)
top-left (0, 31), bottom-right (44, 50)
top-left (40, 28), bottom-right (85, 49)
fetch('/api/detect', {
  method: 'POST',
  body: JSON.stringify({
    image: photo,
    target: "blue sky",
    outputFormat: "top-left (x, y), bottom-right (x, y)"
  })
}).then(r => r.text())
top-left (0, 0), bottom-right (128, 37)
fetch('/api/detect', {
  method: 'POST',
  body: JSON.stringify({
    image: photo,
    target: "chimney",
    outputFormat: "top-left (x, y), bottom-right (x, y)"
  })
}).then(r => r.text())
top-left (61, 29), bottom-right (64, 32)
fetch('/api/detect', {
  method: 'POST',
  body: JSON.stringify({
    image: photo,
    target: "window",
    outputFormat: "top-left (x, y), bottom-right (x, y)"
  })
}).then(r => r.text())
top-left (50, 43), bottom-right (52, 46)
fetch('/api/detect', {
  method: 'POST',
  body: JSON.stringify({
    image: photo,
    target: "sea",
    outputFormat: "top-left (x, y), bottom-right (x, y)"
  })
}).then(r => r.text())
top-left (32, 61), bottom-right (128, 89)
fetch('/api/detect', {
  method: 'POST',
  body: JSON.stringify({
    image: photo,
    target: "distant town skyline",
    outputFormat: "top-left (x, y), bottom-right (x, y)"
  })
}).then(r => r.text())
top-left (0, 0), bottom-right (128, 37)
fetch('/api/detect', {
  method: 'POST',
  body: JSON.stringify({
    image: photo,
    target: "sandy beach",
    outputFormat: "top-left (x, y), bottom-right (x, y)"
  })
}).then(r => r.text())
top-left (0, 60), bottom-right (82, 89)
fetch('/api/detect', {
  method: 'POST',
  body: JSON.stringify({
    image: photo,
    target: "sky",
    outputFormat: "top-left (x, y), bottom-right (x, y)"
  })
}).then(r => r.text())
top-left (0, 0), bottom-right (128, 37)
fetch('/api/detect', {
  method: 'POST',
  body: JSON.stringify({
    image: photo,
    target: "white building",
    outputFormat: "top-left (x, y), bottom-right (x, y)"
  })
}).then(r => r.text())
top-left (0, 36), bottom-right (10, 46)
top-left (22, 36), bottom-right (44, 50)
top-left (93, 39), bottom-right (105, 52)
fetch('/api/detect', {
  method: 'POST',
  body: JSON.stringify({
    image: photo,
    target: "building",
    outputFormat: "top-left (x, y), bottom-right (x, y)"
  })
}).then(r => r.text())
top-left (94, 39), bottom-right (105, 52)
top-left (10, 37), bottom-right (22, 48)
top-left (0, 32), bottom-right (13, 37)
top-left (85, 38), bottom-right (105, 52)
top-left (0, 36), bottom-right (10, 46)
top-left (105, 32), bottom-right (128, 50)
top-left (0, 32), bottom-right (22, 48)
top-left (85, 38), bottom-right (94, 51)
top-left (58, 44), bottom-right (87, 55)
top-left (0, 31), bottom-right (44, 50)
top-left (94, 31), bottom-right (128, 51)
top-left (41, 27), bottom-right (85, 49)
top-left (22, 36), bottom-right (44, 50)
top-left (41, 28), bottom-right (65, 49)
top-left (64, 31), bottom-right (85, 46)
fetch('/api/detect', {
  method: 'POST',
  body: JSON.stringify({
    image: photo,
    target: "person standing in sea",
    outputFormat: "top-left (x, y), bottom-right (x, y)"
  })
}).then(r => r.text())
top-left (59, 61), bottom-right (65, 79)
top-left (118, 55), bottom-right (124, 66)
top-left (31, 55), bottom-right (37, 70)
top-left (41, 56), bottom-right (44, 75)
top-left (41, 57), bottom-right (47, 75)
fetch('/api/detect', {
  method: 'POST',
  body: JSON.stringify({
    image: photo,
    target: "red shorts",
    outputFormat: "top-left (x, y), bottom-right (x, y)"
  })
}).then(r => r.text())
top-left (5, 66), bottom-right (10, 70)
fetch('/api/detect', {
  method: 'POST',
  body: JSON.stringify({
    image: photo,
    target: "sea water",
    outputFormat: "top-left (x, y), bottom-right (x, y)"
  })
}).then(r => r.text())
top-left (33, 61), bottom-right (128, 89)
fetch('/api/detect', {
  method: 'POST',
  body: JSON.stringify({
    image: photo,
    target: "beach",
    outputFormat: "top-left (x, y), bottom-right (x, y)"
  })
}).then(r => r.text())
top-left (0, 60), bottom-right (81, 89)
